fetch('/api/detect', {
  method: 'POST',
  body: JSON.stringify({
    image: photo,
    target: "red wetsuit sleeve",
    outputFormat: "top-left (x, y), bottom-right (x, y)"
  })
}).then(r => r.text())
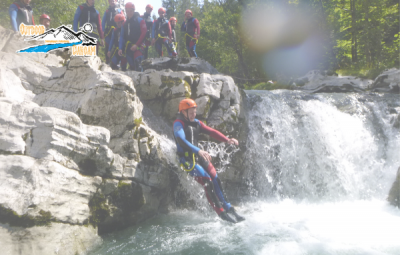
top-left (136, 19), bottom-right (147, 46)
top-left (199, 121), bottom-right (229, 142)
top-left (194, 18), bottom-right (200, 37)
top-left (97, 13), bottom-right (104, 39)
top-left (168, 22), bottom-right (172, 38)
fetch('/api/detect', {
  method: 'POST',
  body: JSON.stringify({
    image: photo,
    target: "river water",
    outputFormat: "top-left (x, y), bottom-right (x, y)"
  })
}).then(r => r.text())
top-left (90, 90), bottom-right (400, 255)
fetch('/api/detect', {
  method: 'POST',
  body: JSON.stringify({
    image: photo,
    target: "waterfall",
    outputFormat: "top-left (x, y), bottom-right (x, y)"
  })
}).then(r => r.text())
top-left (91, 90), bottom-right (400, 255)
top-left (244, 90), bottom-right (400, 201)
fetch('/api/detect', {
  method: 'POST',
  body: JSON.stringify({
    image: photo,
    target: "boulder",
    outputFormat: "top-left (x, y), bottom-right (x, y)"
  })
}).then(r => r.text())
top-left (292, 70), bottom-right (373, 93)
top-left (141, 57), bottom-right (219, 74)
top-left (0, 223), bottom-right (100, 255)
top-left (388, 167), bottom-right (400, 207)
top-left (0, 155), bottom-right (101, 224)
top-left (371, 68), bottom-right (400, 93)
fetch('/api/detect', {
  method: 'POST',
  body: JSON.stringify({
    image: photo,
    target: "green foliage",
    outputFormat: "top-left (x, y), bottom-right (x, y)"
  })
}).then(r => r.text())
top-left (134, 117), bottom-right (143, 127)
top-left (0, 0), bottom-right (109, 29)
top-left (1, 0), bottom-right (397, 88)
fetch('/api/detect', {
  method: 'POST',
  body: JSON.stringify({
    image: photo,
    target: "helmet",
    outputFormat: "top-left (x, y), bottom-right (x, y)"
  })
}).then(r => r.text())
top-left (40, 14), bottom-right (50, 21)
top-left (146, 4), bottom-right (153, 10)
top-left (114, 13), bottom-right (126, 23)
top-left (185, 9), bottom-right (192, 15)
top-left (158, 7), bottom-right (166, 14)
top-left (169, 17), bottom-right (177, 22)
top-left (125, 2), bottom-right (135, 10)
top-left (179, 99), bottom-right (197, 112)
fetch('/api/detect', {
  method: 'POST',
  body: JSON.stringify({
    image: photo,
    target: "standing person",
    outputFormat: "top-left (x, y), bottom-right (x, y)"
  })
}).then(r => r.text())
top-left (102, 0), bottom-right (124, 64)
top-left (39, 14), bottom-right (50, 30)
top-left (169, 17), bottom-right (178, 57)
top-left (141, 4), bottom-right (154, 59)
top-left (173, 99), bottom-right (245, 223)
top-left (9, 0), bottom-right (34, 32)
top-left (151, 7), bottom-right (175, 57)
top-left (73, 0), bottom-right (104, 54)
top-left (108, 14), bottom-right (127, 71)
top-left (181, 9), bottom-right (199, 57)
top-left (118, 2), bottom-right (147, 71)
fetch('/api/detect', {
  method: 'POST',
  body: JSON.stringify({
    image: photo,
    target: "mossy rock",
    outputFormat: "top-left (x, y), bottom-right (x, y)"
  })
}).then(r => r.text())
top-left (110, 181), bottom-right (145, 214)
top-left (161, 76), bottom-right (183, 88)
top-left (88, 193), bottom-right (110, 227)
top-left (0, 206), bottom-right (53, 227)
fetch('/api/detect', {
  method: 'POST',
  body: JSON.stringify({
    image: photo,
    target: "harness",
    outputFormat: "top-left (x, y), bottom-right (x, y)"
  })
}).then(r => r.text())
top-left (104, 6), bottom-right (121, 38)
top-left (142, 13), bottom-right (153, 40)
top-left (109, 27), bottom-right (121, 58)
top-left (154, 17), bottom-right (169, 38)
top-left (122, 16), bottom-right (142, 54)
top-left (13, 2), bottom-right (34, 27)
top-left (184, 17), bottom-right (199, 43)
top-left (174, 114), bottom-right (201, 172)
top-left (79, 4), bottom-right (99, 36)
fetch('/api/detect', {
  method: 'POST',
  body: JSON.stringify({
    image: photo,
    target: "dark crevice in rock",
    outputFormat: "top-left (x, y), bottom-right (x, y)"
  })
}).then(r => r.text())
top-left (78, 159), bottom-right (98, 176)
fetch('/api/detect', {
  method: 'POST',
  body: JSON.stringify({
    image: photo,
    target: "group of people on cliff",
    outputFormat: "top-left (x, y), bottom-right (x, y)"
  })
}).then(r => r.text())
top-left (10, 0), bottom-right (245, 224)
top-left (9, 0), bottom-right (201, 71)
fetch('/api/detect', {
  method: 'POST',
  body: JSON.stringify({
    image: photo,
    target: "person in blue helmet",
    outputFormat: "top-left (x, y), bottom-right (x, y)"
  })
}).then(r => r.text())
top-left (102, 0), bottom-right (124, 64)
top-left (9, 0), bottom-right (34, 32)
top-left (107, 14), bottom-right (127, 70)
top-left (73, 0), bottom-right (104, 54)
top-left (173, 98), bottom-right (245, 223)
top-left (181, 9), bottom-right (199, 57)
top-left (118, 2), bottom-right (147, 71)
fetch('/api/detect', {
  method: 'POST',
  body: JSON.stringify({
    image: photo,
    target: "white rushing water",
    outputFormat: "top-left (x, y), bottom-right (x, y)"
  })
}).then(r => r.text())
top-left (90, 91), bottom-right (400, 255)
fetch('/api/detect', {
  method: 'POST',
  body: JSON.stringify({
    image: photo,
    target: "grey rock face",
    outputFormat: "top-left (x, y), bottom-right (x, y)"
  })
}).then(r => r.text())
top-left (371, 68), bottom-right (400, 93)
top-left (141, 57), bottom-right (219, 74)
top-left (388, 167), bottom-right (400, 207)
top-left (292, 70), bottom-right (373, 93)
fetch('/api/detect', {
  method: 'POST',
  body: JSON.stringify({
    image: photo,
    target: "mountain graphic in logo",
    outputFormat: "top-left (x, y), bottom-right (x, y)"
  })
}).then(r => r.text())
top-left (18, 24), bottom-right (97, 53)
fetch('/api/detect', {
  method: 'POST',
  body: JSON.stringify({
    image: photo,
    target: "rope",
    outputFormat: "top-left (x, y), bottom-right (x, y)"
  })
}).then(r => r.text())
top-left (180, 152), bottom-right (196, 172)
top-left (104, 25), bottom-right (115, 38)
top-left (185, 33), bottom-right (198, 42)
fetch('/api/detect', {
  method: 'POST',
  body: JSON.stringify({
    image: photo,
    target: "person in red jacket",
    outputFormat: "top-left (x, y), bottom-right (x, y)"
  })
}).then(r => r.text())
top-left (151, 7), bottom-right (175, 57)
top-left (173, 99), bottom-right (245, 223)
top-left (118, 2), bottom-right (147, 71)
top-left (181, 9), bottom-right (200, 57)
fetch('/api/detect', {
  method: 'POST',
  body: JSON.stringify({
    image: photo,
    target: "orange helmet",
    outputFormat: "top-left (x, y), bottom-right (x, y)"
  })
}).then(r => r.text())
top-left (146, 4), bottom-right (153, 10)
top-left (40, 14), bottom-right (50, 21)
top-left (158, 7), bottom-right (166, 14)
top-left (185, 9), bottom-right (192, 15)
top-left (125, 2), bottom-right (135, 10)
top-left (169, 17), bottom-right (177, 22)
top-left (179, 99), bottom-right (197, 112)
top-left (114, 13), bottom-right (125, 23)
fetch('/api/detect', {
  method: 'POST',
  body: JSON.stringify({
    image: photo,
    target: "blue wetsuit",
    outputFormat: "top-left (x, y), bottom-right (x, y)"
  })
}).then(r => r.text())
top-left (102, 6), bottom-right (123, 63)
top-left (173, 113), bottom-right (232, 214)
top-left (9, 1), bottom-right (34, 32)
